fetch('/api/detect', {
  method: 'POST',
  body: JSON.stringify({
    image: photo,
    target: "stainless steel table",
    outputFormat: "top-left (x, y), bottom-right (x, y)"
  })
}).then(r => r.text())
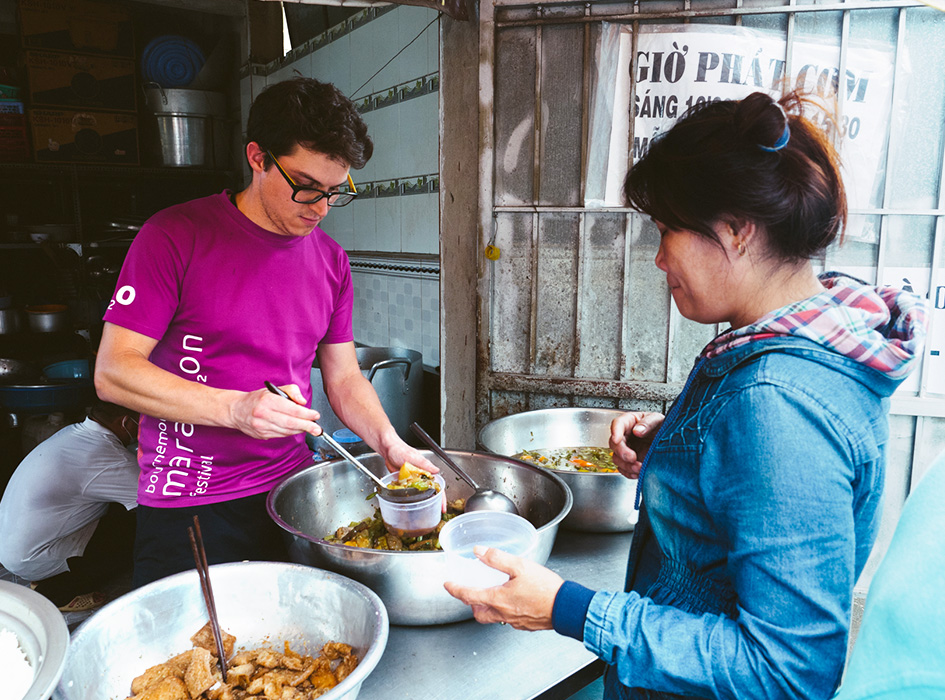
top-left (358, 529), bottom-right (633, 700)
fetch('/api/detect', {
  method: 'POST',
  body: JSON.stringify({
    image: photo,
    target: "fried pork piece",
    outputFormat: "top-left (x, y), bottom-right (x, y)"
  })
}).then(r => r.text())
top-left (184, 646), bottom-right (221, 698)
top-left (191, 621), bottom-right (237, 659)
top-left (129, 623), bottom-right (360, 700)
top-left (130, 663), bottom-right (182, 696)
top-left (125, 676), bottom-right (189, 700)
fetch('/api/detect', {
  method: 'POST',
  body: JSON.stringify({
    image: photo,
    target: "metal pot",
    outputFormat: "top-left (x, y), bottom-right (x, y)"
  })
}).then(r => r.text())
top-left (310, 347), bottom-right (423, 444)
top-left (267, 450), bottom-right (572, 626)
top-left (0, 358), bottom-right (38, 384)
top-left (25, 305), bottom-right (68, 333)
top-left (55, 562), bottom-right (388, 700)
top-left (0, 308), bottom-right (21, 334)
top-left (143, 84), bottom-right (227, 168)
top-left (478, 407), bottom-right (639, 533)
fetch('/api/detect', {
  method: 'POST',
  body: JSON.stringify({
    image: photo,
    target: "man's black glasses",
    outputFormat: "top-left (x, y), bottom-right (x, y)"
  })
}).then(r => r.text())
top-left (267, 151), bottom-right (358, 207)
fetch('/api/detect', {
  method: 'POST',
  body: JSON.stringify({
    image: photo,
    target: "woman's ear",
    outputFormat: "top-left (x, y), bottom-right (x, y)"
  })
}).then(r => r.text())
top-left (729, 220), bottom-right (759, 258)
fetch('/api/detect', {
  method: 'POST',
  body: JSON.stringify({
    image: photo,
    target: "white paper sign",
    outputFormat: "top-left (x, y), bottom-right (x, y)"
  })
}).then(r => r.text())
top-left (598, 25), bottom-right (898, 219)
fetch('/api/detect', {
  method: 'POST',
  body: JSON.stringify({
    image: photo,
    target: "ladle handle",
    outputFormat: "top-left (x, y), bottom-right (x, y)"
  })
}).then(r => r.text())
top-left (409, 422), bottom-right (479, 489)
top-left (263, 381), bottom-right (387, 490)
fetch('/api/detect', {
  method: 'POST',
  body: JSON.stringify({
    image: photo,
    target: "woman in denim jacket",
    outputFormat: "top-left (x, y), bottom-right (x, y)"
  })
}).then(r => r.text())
top-left (445, 91), bottom-right (928, 699)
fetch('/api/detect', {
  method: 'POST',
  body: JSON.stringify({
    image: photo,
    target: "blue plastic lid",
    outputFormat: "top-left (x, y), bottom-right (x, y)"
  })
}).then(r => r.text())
top-left (332, 428), bottom-right (363, 443)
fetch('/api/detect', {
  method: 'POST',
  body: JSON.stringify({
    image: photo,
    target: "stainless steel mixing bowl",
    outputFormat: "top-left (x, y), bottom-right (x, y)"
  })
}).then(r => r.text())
top-left (478, 407), bottom-right (639, 532)
top-left (267, 450), bottom-right (572, 626)
top-left (54, 561), bottom-right (388, 700)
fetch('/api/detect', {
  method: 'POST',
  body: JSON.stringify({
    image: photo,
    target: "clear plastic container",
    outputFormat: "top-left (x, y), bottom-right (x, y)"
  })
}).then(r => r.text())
top-left (439, 511), bottom-right (538, 588)
top-left (376, 472), bottom-right (445, 538)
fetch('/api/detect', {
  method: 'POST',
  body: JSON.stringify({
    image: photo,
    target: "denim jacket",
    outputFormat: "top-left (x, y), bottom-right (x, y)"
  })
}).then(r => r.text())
top-left (554, 336), bottom-right (910, 700)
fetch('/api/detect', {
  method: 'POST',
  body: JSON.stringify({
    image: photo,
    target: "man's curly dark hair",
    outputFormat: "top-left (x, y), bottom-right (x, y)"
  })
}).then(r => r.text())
top-left (246, 77), bottom-right (373, 170)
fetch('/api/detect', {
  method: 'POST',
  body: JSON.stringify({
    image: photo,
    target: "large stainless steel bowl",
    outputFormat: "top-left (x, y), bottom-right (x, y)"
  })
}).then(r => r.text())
top-left (54, 561), bottom-right (388, 700)
top-left (268, 450), bottom-right (572, 626)
top-left (478, 407), bottom-right (639, 533)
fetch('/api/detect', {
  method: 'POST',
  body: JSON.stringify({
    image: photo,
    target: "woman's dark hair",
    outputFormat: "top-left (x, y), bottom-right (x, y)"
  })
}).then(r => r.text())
top-left (246, 77), bottom-right (373, 169)
top-left (623, 91), bottom-right (847, 262)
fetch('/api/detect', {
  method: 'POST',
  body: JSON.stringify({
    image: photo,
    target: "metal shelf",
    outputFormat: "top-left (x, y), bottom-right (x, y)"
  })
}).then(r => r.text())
top-left (0, 162), bottom-right (233, 178)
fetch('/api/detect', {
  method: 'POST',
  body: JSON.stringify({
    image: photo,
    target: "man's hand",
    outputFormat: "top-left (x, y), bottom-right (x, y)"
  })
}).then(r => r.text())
top-left (231, 383), bottom-right (323, 440)
top-left (609, 411), bottom-right (664, 479)
top-left (443, 547), bottom-right (564, 631)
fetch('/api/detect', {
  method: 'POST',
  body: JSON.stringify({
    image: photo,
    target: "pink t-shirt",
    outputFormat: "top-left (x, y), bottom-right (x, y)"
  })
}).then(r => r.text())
top-left (103, 191), bottom-right (353, 507)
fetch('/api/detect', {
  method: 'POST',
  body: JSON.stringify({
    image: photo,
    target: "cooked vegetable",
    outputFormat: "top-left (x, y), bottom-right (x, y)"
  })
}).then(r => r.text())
top-left (325, 499), bottom-right (466, 551)
top-left (387, 462), bottom-right (439, 493)
top-left (515, 446), bottom-right (617, 473)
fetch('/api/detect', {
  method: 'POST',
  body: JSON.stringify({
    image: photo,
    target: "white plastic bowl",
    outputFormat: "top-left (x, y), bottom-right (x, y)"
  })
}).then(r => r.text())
top-left (0, 580), bottom-right (69, 700)
top-left (439, 511), bottom-right (539, 588)
top-left (376, 472), bottom-right (445, 537)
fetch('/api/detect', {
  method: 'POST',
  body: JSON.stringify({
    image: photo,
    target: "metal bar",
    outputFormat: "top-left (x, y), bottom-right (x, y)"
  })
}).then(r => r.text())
top-left (619, 213), bottom-right (635, 382)
top-left (477, 0), bottom-right (498, 429)
top-left (579, 4), bottom-right (592, 205)
top-left (495, 205), bottom-right (945, 216)
top-left (495, 0), bottom-right (924, 27)
top-left (486, 370), bottom-right (685, 402)
top-left (534, 13), bottom-right (544, 206)
top-left (575, 211), bottom-right (586, 381)
top-left (919, 14), bottom-right (945, 402)
top-left (530, 211), bottom-right (541, 370)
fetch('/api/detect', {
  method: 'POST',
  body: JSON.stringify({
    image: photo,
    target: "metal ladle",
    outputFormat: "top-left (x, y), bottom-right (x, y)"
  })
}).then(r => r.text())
top-left (409, 422), bottom-right (519, 515)
top-left (264, 381), bottom-right (435, 503)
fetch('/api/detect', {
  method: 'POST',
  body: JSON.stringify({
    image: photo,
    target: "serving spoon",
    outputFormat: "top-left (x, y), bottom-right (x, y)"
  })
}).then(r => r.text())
top-left (409, 422), bottom-right (519, 515)
top-left (264, 381), bottom-right (435, 503)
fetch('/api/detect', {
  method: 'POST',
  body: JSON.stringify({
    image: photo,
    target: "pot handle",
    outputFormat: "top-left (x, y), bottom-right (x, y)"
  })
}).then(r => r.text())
top-left (366, 358), bottom-right (411, 385)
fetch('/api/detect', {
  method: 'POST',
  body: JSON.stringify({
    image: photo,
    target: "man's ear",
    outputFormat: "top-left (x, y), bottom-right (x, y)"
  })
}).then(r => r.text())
top-left (246, 142), bottom-right (267, 174)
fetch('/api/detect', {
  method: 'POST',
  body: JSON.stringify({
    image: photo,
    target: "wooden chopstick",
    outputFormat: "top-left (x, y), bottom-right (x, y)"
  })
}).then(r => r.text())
top-left (188, 515), bottom-right (228, 682)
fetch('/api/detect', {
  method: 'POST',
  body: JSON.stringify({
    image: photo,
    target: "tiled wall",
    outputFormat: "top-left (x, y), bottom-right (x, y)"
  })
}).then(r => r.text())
top-left (239, 5), bottom-right (441, 367)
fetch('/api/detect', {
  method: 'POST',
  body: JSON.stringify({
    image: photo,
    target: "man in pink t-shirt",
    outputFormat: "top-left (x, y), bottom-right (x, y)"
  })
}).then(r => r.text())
top-left (96, 78), bottom-right (435, 587)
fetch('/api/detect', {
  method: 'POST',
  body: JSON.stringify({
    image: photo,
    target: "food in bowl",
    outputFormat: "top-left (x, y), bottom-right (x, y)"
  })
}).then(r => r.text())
top-left (127, 621), bottom-right (359, 700)
top-left (515, 446), bottom-right (617, 473)
top-left (326, 498), bottom-right (466, 551)
top-left (1, 627), bottom-right (33, 700)
top-left (386, 462), bottom-right (440, 492)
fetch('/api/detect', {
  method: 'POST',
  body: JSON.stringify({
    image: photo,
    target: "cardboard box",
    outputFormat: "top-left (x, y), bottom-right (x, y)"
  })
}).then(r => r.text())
top-left (24, 50), bottom-right (136, 112)
top-left (29, 108), bottom-right (138, 164)
top-left (0, 100), bottom-right (26, 128)
top-left (0, 125), bottom-right (30, 162)
top-left (18, 0), bottom-right (134, 58)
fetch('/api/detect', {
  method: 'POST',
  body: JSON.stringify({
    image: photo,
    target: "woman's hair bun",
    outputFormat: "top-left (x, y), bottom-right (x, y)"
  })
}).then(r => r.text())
top-left (734, 92), bottom-right (791, 152)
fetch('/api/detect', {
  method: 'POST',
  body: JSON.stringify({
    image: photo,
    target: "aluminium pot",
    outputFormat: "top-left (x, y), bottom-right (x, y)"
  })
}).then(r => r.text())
top-left (267, 450), bottom-right (571, 626)
top-left (310, 347), bottom-right (422, 444)
top-left (478, 407), bottom-right (639, 533)
top-left (0, 308), bottom-right (22, 334)
top-left (25, 305), bottom-right (69, 333)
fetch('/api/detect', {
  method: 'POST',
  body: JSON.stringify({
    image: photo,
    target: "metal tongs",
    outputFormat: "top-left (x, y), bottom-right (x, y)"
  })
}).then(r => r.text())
top-left (263, 381), bottom-right (435, 503)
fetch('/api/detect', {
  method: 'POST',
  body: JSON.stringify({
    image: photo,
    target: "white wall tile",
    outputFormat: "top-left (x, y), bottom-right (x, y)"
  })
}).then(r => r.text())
top-left (322, 203), bottom-right (354, 249)
top-left (366, 107), bottom-right (400, 182)
top-left (325, 35), bottom-right (353, 96)
top-left (374, 197), bottom-right (402, 252)
top-left (426, 16), bottom-right (440, 75)
top-left (370, 11), bottom-right (404, 88)
top-left (352, 198), bottom-right (377, 251)
top-left (401, 192), bottom-right (438, 254)
top-left (421, 276), bottom-right (440, 367)
top-left (358, 111), bottom-right (378, 183)
top-left (395, 6), bottom-right (437, 85)
top-left (398, 93), bottom-right (438, 176)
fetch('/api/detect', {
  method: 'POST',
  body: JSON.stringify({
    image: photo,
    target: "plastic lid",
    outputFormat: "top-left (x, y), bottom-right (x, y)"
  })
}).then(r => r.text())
top-left (332, 428), bottom-right (363, 444)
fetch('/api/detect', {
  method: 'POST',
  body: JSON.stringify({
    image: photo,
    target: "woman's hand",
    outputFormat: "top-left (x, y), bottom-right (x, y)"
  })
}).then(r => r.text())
top-left (610, 411), bottom-right (664, 479)
top-left (443, 547), bottom-right (564, 631)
